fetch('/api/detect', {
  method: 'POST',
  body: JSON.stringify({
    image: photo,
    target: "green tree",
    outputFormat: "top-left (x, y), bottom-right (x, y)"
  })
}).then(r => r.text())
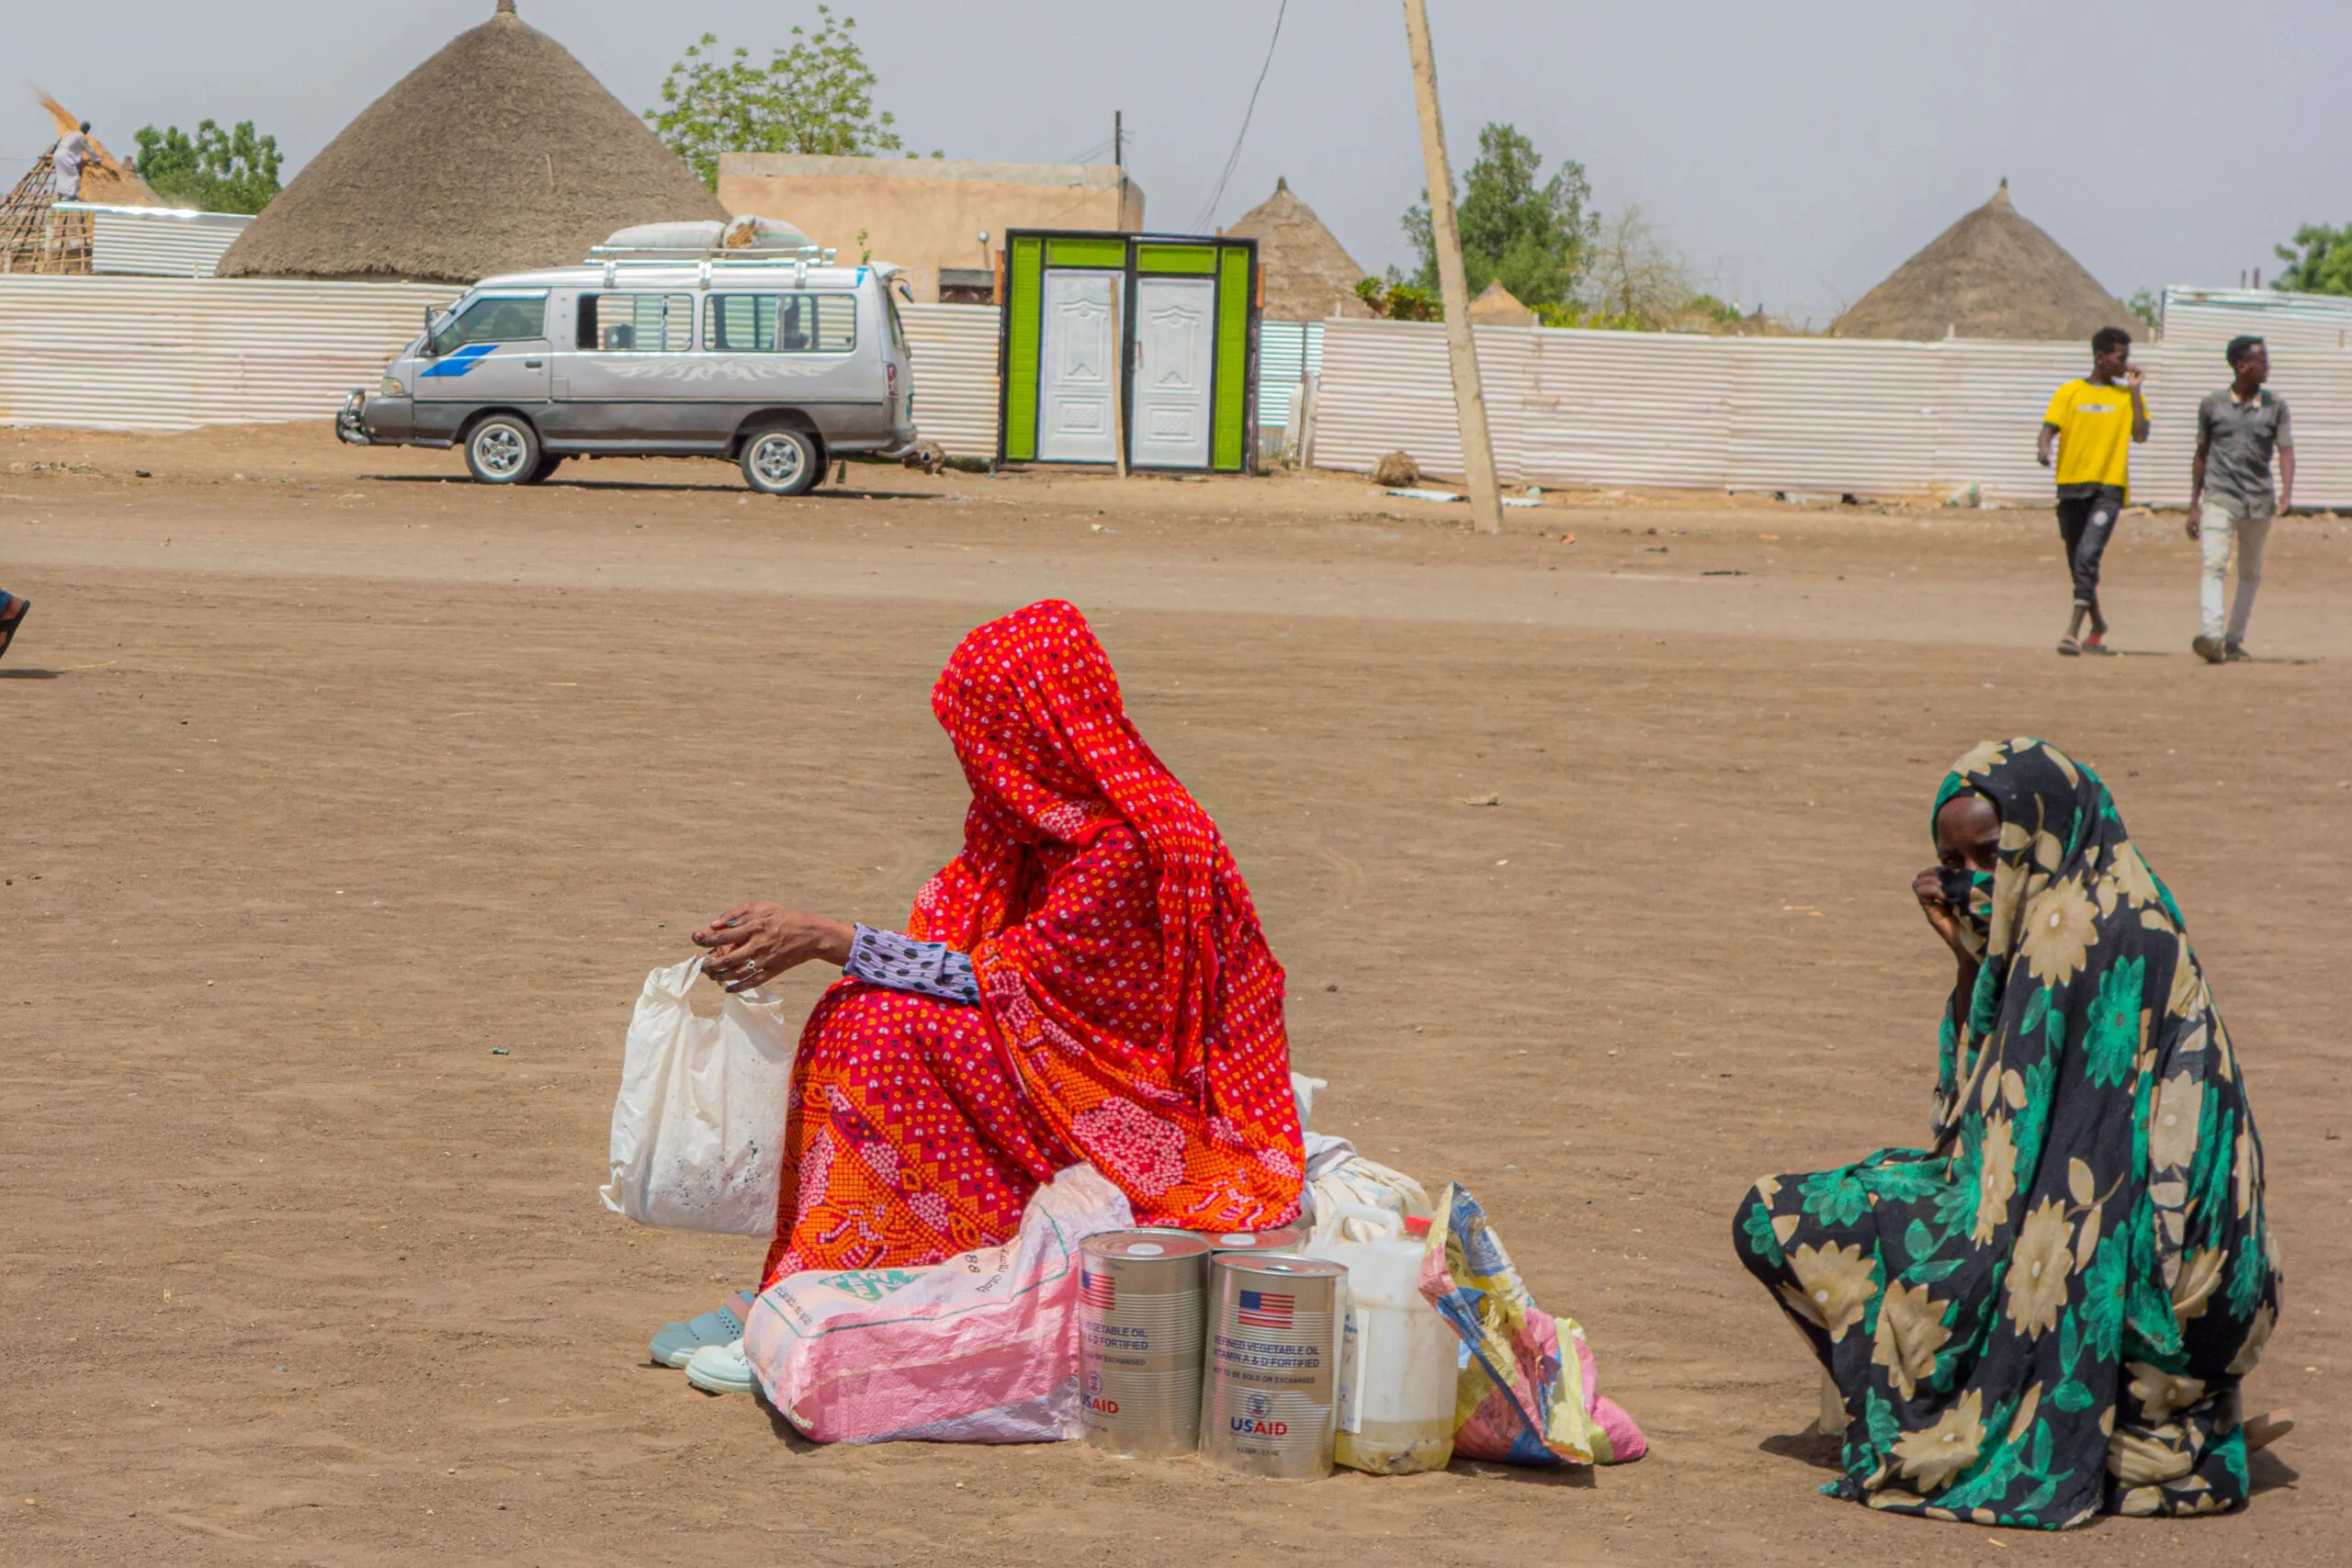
top-left (2272, 222), bottom-right (2352, 295)
top-left (1402, 123), bottom-right (1596, 308)
top-left (131, 119), bottom-right (282, 214)
top-left (2127, 288), bottom-right (2162, 333)
top-left (648, 6), bottom-right (933, 188)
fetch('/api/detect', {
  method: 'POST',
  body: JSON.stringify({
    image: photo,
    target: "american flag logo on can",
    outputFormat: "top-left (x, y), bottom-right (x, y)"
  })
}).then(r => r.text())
top-left (1237, 1290), bottom-right (1295, 1328)
top-left (1080, 1269), bottom-right (1115, 1311)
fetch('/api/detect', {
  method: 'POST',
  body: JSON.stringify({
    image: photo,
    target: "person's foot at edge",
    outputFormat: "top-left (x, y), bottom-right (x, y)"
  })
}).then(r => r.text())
top-left (2079, 633), bottom-right (2117, 656)
top-left (2192, 634), bottom-right (2226, 664)
top-left (2225, 641), bottom-right (2253, 662)
top-left (0, 593), bottom-right (28, 662)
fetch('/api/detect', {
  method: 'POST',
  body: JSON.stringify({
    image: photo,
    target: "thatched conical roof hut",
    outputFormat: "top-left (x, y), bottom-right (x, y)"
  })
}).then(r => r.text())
top-left (1833, 182), bottom-right (2136, 342)
top-left (1467, 278), bottom-right (1535, 326)
top-left (1225, 177), bottom-right (1372, 321)
top-left (219, 0), bottom-right (723, 283)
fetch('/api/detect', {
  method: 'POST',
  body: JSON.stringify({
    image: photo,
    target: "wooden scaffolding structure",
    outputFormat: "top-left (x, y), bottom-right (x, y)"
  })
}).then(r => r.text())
top-left (0, 150), bottom-right (93, 274)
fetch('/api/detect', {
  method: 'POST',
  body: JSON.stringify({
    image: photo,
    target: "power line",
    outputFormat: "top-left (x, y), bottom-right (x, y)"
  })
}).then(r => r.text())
top-left (1192, 0), bottom-right (1286, 231)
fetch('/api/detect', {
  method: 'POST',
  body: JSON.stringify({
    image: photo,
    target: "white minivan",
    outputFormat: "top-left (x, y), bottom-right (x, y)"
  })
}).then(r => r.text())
top-left (339, 220), bottom-right (919, 495)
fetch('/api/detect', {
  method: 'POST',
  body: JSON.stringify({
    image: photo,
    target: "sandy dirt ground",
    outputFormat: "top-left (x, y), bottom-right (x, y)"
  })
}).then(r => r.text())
top-left (2, 424), bottom-right (2345, 1566)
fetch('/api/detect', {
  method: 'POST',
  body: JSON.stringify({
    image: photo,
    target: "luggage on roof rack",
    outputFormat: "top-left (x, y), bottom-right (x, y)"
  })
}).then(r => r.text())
top-left (589, 214), bottom-right (830, 262)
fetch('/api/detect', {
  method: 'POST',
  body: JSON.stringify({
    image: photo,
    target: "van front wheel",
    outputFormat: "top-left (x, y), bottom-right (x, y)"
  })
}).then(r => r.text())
top-left (464, 415), bottom-right (540, 485)
top-left (740, 427), bottom-right (819, 497)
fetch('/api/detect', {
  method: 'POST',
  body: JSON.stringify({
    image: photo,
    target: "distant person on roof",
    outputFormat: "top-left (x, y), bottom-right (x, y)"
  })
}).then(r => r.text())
top-left (2038, 326), bottom-right (2150, 657)
top-left (2186, 336), bottom-right (2293, 664)
top-left (51, 121), bottom-right (93, 200)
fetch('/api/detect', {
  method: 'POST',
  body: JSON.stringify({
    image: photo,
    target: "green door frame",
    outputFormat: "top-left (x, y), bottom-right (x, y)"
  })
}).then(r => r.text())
top-left (997, 229), bottom-right (1260, 474)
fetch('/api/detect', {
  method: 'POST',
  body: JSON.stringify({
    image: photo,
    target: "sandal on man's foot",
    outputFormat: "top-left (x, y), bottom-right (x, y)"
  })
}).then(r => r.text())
top-left (0, 594), bottom-right (28, 662)
top-left (649, 1290), bottom-right (754, 1369)
top-left (2225, 642), bottom-right (2253, 662)
top-left (2055, 637), bottom-right (2080, 657)
top-left (2245, 1410), bottom-right (2295, 1453)
top-left (2080, 634), bottom-right (2117, 657)
top-left (2192, 634), bottom-right (2225, 664)
top-left (684, 1337), bottom-right (757, 1395)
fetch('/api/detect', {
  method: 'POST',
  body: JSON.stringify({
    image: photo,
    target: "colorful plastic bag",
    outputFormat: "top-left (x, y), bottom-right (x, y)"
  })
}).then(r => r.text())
top-left (1420, 1182), bottom-right (1646, 1465)
top-left (742, 1165), bottom-right (1133, 1443)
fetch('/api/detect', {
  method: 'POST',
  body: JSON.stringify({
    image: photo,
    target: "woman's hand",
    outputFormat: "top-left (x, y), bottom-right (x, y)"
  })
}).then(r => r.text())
top-left (692, 904), bottom-right (854, 992)
top-left (1913, 867), bottom-right (1973, 963)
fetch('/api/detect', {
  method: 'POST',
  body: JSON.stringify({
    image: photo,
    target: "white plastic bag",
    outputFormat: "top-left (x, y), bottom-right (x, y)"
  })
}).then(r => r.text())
top-left (1300, 1132), bottom-right (1433, 1249)
top-left (600, 956), bottom-right (795, 1235)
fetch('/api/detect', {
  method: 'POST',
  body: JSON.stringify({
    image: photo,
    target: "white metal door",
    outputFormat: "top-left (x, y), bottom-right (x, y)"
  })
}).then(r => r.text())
top-left (1037, 270), bottom-right (1118, 463)
top-left (1130, 276), bottom-right (1215, 468)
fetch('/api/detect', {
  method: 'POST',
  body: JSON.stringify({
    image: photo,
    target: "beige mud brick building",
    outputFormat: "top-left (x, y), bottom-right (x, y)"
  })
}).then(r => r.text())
top-left (718, 154), bottom-right (1145, 303)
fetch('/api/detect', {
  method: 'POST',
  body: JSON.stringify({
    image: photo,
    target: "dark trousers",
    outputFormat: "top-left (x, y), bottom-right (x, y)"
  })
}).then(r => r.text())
top-left (2055, 491), bottom-right (2121, 612)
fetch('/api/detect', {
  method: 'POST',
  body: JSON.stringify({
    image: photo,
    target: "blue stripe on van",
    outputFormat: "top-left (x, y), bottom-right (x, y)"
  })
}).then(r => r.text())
top-left (419, 344), bottom-right (498, 378)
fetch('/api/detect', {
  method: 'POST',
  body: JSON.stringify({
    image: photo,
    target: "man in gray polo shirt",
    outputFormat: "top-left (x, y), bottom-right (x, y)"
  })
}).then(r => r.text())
top-left (2188, 335), bottom-right (2293, 663)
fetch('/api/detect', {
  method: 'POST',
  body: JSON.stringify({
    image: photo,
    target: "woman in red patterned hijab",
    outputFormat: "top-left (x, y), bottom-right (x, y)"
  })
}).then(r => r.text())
top-left (690, 600), bottom-right (1304, 1288)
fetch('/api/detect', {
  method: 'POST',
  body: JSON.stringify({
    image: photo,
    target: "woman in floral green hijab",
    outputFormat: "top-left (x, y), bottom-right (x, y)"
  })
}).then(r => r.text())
top-left (1734, 739), bottom-right (2283, 1528)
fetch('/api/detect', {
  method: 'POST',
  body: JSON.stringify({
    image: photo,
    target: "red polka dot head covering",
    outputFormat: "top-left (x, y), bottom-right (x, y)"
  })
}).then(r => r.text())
top-left (918, 601), bottom-right (1299, 1221)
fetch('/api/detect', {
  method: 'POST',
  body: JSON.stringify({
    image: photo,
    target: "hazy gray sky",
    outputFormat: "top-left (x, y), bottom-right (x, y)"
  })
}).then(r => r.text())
top-left (17, 0), bottom-right (2346, 325)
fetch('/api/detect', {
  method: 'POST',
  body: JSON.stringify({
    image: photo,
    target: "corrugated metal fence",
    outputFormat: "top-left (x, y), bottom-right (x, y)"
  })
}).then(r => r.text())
top-left (1256, 321), bottom-right (1325, 431)
top-left (897, 301), bottom-right (1000, 458)
top-left (52, 203), bottom-right (254, 279)
top-left (6, 276), bottom-right (2345, 503)
top-left (1312, 298), bottom-right (2352, 507)
top-left (2162, 287), bottom-right (2352, 353)
top-left (0, 274), bottom-right (448, 431)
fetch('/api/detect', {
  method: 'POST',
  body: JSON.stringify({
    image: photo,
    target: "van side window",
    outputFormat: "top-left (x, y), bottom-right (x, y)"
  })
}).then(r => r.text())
top-left (432, 294), bottom-right (547, 355)
top-left (703, 293), bottom-right (855, 354)
top-left (577, 293), bottom-right (695, 354)
top-left (706, 294), bottom-right (779, 353)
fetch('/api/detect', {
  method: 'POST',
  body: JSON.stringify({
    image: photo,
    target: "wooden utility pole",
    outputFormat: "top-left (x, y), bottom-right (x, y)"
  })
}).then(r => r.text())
top-left (1401, 0), bottom-right (1503, 534)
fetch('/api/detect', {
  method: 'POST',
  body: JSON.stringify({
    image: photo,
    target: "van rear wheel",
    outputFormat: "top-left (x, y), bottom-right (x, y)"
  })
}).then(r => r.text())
top-left (464, 415), bottom-right (539, 485)
top-left (740, 427), bottom-right (819, 496)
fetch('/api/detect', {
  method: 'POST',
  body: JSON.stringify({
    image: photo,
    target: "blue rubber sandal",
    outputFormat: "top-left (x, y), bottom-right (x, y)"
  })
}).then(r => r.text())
top-left (685, 1337), bottom-right (757, 1395)
top-left (649, 1290), bottom-right (755, 1369)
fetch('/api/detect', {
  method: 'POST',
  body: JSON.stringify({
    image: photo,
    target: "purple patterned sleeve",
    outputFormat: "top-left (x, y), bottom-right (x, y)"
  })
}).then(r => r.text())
top-left (844, 923), bottom-right (979, 1005)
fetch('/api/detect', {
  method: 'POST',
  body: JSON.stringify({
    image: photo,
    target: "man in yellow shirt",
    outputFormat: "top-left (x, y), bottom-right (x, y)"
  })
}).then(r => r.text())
top-left (2038, 326), bottom-right (2150, 655)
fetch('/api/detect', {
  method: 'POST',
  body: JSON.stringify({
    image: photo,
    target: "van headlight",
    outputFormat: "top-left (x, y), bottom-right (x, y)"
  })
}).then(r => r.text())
top-left (379, 375), bottom-right (404, 398)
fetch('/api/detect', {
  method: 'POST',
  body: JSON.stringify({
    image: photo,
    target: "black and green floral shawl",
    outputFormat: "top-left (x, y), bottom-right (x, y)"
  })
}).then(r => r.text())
top-left (1735, 739), bottom-right (2281, 1528)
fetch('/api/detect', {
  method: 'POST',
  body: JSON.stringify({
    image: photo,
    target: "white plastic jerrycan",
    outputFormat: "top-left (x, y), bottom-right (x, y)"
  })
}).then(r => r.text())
top-left (1314, 1202), bottom-right (1457, 1474)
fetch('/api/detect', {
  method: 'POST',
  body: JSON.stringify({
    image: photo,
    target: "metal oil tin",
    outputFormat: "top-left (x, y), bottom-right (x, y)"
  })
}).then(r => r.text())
top-left (1202, 1254), bottom-right (1345, 1478)
top-left (1133, 1224), bottom-right (1306, 1259)
top-left (1204, 1224), bottom-right (1306, 1258)
top-left (1079, 1231), bottom-right (1210, 1456)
